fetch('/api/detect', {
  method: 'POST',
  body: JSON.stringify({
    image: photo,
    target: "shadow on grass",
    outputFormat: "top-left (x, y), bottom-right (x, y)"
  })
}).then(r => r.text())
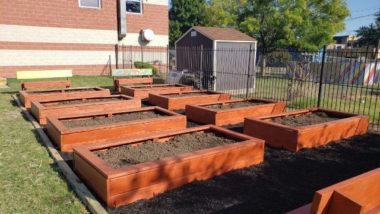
top-left (1, 91), bottom-right (18, 95)
top-left (110, 132), bottom-right (380, 214)
top-left (31, 126), bottom-right (109, 210)
top-left (29, 127), bottom-right (50, 148)
top-left (48, 157), bottom-right (108, 210)
top-left (9, 98), bottom-right (18, 107)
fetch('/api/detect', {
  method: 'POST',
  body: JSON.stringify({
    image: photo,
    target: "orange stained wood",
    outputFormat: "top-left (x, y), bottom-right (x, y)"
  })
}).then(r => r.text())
top-left (114, 77), bottom-right (153, 92)
top-left (120, 84), bottom-right (193, 99)
top-left (21, 80), bottom-right (71, 90)
top-left (74, 154), bottom-right (109, 203)
top-left (46, 106), bottom-right (187, 152)
top-left (73, 125), bottom-right (265, 208)
top-left (19, 87), bottom-right (111, 108)
top-left (244, 108), bottom-right (369, 152)
top-left (148, 90), bottom-right (232, 110)
top-left (288, 167), bottom-right (380, 214)
top-left (186, 98), bottom-right (286, 126)
top-left (31, 95), bottom-right (141, 125)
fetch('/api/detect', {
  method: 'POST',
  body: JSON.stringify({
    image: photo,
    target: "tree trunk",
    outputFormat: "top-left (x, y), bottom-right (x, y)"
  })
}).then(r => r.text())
top-left (260, 55), bottom-right (267, 76)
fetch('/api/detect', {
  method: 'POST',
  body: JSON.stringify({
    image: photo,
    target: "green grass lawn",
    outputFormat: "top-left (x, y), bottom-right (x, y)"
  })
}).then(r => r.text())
top-left (0, 76), bottom-right (115, 213)
top-left (0, 75), bottom-right (169, 213)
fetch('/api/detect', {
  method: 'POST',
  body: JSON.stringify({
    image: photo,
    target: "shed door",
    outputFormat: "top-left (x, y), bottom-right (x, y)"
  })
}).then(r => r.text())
top-left (215, 42), bottom-right (256, 94)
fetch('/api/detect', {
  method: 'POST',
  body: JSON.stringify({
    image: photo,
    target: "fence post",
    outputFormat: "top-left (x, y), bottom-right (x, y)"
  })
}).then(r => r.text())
top-left (122, 44), bottom-right (125, 69)
top-left (130, 45), bottom-right (133, 69)
top-left (200, 45), bottom-right (203, 90)
top-left (166, 45), bottom-right (170, 76)
top-left (108, 55), bottom-right (112, 76)
top-left (141, 46), bottom-right (144, 64)
top-left (115, 45), bottom-right (119, 69)
top-left (317, 45), bottom-right (327, 107)
top-left (245, 45), bottom-right (253, 98)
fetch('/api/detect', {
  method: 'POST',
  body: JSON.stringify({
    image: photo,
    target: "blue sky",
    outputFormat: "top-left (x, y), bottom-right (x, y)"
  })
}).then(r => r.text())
top-left (337, 0), bottom-right (380, 35)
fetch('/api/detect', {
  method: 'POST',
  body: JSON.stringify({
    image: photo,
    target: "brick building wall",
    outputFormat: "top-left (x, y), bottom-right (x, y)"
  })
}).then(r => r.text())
top-left (0, 0), bottom-right (168, 77)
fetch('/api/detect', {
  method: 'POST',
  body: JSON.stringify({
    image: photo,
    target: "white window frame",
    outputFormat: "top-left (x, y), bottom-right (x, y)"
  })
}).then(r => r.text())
top-left (126, 0), bottom-right (143, 15)
top-left (78, 0), bottom-right (101, 9)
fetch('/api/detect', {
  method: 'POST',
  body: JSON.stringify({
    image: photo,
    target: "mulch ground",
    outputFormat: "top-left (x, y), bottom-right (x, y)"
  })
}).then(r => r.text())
top-left (110, 128), bottom-right (380, 214)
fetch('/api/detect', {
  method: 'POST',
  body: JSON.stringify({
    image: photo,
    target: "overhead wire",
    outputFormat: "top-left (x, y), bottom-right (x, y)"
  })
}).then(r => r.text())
top-left (346, 13), bottom-right (377, 21)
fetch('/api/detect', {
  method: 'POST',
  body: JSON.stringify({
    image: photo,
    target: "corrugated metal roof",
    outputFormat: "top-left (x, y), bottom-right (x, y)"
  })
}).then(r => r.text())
top-left (192, 26), bottom-right (256, 42)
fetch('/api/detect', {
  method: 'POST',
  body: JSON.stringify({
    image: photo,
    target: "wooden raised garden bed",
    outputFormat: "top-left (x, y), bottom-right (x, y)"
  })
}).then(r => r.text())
top-left (31, 95), bottom-right (141, 125)
top-left (46, 107), bottom-right (186, 152)
top-left (16, 69), bottom-right (73, 91)
top-left (148, 90), bottom-right (231, 110)
top-left (114, 77), bottom-right (153, 92)
top-left (73, 125), bottom-right (264, 207)
top-left (243, 108), bottom-right (368, 152)
top-left (186, 98), bottom-right (286, 126)
top-left (290, 167), bottom-right (380, 214)
top-left (120, 84), bottom-right (193, 99)
top-left (22, 80), bottom-right (71, 91)
top-left (19, 87), bottom-right (110, 108)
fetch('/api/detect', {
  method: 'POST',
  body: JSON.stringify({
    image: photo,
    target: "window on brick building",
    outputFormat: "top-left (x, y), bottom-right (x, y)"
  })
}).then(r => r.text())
top-left (126, 0), bottom-right (142, 14)
top-left (79, 0), bottom-right (101, 9)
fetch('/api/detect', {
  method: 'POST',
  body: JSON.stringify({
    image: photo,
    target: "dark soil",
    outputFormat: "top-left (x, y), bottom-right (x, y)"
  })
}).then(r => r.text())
top-left (206, 101), bottom-right (267, 110)
top-left (61, 110), bottom-right (165, 128)
top-left (271, 112), bottom-right (341, 127)
top-left (44, 97), bottom-right (123, 106)
top-left (110, 131), bottom-right (380, 214)
top-left (166, 92), bottom-right (212, 97)
top-left (29, 88), bottom-right (97, 94)
top-left (131, 85), bottom-right (175, 89)
top-left (94, 131), bottom-right (237, 168)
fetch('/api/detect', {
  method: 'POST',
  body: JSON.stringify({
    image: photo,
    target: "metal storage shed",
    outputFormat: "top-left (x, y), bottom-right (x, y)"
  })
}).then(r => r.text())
top-left (175, 26), bottom-right (257, 93)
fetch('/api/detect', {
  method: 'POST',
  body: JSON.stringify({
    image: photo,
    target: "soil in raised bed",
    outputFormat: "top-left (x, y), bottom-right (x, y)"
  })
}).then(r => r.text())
top-left (28, 88), bottom-right (97, 94)
top-left (206, 101), bottom-right (268, 110)
top-left (166, 92), bottom-right (213, 97)
top-left (110, 131), bottom-right (380, 214)
top-left (61, 110), bottom-right (166, 128)
top-left (271, 112), bottom-right (342, 127)
top-left (45, 97), bottom-right (123, 106)
top-left (94, 131), bottom-right (237, 168)
top-left (131, 85), bottom-right (178, 89)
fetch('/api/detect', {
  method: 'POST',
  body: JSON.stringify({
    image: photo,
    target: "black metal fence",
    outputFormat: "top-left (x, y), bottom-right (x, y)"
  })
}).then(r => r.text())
top-left (115, 45), bottom-right (169, 75)
top-left (254, 47), bottom-right (380, 131)
top-left (117, 45), bottom-right (380, 131)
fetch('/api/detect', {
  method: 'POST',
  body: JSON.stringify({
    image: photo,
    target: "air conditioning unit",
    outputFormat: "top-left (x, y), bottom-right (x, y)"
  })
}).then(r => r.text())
top-left (142, 29), bottom-right (155, 42)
